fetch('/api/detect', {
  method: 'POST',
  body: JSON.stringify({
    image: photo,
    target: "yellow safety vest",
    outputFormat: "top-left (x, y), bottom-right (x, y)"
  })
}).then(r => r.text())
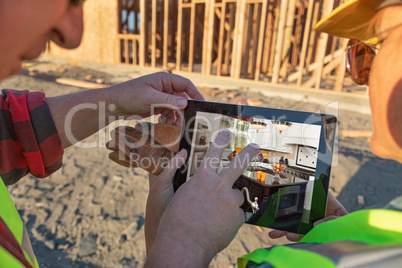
top-left (0, 177), bottom-right (39, 267)
top-left (238, 209), bottom-right (402, 267)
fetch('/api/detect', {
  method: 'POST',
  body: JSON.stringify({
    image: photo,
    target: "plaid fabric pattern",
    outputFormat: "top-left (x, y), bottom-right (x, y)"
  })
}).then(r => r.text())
top-left (0, 89), bottom-right (64, 185)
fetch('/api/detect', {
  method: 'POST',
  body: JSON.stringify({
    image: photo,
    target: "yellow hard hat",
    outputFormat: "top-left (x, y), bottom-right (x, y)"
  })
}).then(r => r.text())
top-left (315, 0), bottom-right (401, 42)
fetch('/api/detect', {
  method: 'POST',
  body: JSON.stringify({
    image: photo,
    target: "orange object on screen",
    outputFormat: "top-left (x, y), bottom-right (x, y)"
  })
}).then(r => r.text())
top-left (256, 171), bottom-right (267, 183)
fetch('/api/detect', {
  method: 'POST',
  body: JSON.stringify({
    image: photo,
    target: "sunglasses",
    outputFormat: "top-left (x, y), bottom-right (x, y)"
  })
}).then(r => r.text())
top-left (345, 22), bottom-right (402, 86)
top-left (345, 39), bottom-right (378, 86)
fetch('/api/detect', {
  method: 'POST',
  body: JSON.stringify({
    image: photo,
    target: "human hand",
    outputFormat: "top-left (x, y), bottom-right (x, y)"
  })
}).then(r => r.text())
top-left (144, 130), bottom-right (260, 267)
top-left (145, 149), bottom-right (187, 253)
top-left (108, 72), bottom-right (204, 125)
top-left (268, 191), bottom-right (348, 242)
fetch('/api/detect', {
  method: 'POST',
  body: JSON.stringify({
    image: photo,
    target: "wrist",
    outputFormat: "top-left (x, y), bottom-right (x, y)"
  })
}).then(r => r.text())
top-left (145, 233), bottom-right (213, 267)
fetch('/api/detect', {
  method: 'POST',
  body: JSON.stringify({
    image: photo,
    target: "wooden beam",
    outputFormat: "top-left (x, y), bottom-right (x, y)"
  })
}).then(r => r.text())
top-left (272, 0), bottom-right (289, 84)
top-left (306, 0), bottom-right (321, 72)
top-left (188, 1), bottom-right (196, 72)
top-left (315, 0), bottom-right (335, 89)
top-left (232, 0), bottom-right (247, 79)
top-left (202, 1), bottom-right (210, 74)
top-left (163, 0), bottom-right (169, 69)
top-left (223, 2), bottom-right (235, 75)
top-left (288, 47), bottom-right (344, 82)
top-left (217, 0), bottom-right (227, 76)
top-left (205, 0), bottom-right (216, 75)
top-left (296, 0), bottom-right (315, 87)
top-left (241, 4), bottom-right (252, 78)
top-left (334, 38), bottom-right (349, 92)
top-left (268, 0), bottom-right (281, 75)
top-left (139, 0), bottom-right (146, 67)
top-left (249, 3), bottom-right (260, 78)
top-left (279, 0), bottom-right (295, 78)
top-left (152, 0), bottom-right (157, 68)
top-left (55, 78), bottom-right (107, 89)
top-left (176, 0), bottom-right (183, 71)
top-left (254, 0), bottom-right (268, 80)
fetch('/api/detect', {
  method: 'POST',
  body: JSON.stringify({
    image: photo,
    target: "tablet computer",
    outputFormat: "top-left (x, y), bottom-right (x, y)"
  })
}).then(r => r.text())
top-left (174, 100), bottom-right (337, 234)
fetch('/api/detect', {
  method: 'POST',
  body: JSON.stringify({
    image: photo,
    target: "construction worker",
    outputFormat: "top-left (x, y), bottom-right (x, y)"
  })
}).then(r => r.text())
top-left (0, 0), bottom-right (208, 266)
top-left (144, 0), bottom-right (402, 267)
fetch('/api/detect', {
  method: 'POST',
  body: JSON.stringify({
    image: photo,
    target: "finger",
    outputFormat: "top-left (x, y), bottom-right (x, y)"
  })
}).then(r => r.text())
top-left (167, 73), bottom-right (204, 101)
top-left (152, 90), bottom-right (189, 110)
top-left (268, 230), bottom-right (287, 239)
top-left (155, 149), bottom-right (188, 186)
top-left (326, 191), bottom-right (348, 217)
top-left (220, 143), bottom-right (260, 184)
top-left (313, 215), bottom-right (339, 227)
top-left (173, 91), bottom-right (189, 100)
top-left (198, 130), bottom-right (231, 173)
top-left (149, 173), bottom-right (158, 188)
top-left (285, 233), bottom-right (303, 242)
top-left (164, 110), bottom-right (177, 125)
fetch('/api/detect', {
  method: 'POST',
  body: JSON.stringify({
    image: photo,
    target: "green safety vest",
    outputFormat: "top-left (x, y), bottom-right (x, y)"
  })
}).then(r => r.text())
top-left (238, 209), bottom-right (402, 267)
top-left (0, 177), bottom-right (39, 267)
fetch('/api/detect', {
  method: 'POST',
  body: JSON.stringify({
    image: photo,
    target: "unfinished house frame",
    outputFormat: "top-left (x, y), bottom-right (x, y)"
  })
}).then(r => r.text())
top-left (48, 0), bottom-right (362, 93)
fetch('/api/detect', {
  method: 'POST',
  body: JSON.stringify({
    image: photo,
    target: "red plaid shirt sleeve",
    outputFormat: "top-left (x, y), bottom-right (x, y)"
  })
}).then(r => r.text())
top-left (0, 89), bottom-right (64, 185)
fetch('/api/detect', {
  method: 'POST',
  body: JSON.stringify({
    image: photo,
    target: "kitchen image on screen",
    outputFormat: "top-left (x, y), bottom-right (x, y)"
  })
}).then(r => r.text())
top-left (186, 111), bottom-right (322, 228)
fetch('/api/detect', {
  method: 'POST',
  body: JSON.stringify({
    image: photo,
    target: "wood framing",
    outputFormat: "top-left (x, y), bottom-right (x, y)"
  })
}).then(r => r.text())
top-left (47, 0), bottom-right (364, 93)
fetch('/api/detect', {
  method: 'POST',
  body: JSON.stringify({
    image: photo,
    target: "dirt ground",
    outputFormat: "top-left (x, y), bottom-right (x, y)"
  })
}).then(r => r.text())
top-left (2, 58), bottom-right (402, 268)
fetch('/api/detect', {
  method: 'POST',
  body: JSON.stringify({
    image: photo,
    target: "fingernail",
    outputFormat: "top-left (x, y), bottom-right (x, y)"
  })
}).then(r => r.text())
top-left (178, 149), bottom-right (187, 158)
top-left (177, 98), bottom-right (187, 107)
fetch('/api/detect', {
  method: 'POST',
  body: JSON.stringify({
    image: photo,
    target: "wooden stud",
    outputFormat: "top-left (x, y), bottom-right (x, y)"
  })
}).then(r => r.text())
top-left (132, 39), bottom-right (137, 65)
top-left (176, 0), bottom-right (183, 71)
top-left (268, 0), bottom-right (280, 75)
top-left (315, 0), bottom-right (335, 89)
top-left (152, 0), bottom-right (157, 68)
top-left (189, 1), bottom-right (196, 72)
top-left (249, 3), bottom-right (260, 78)
top-left (217, 0), bottom-right (227, 76)
top-left (306, 0), bottom-right (321, 71)
top-left (202, 1), bottom-right (210, 75)
top-left (232, 0), bottom-right (247, 79)
top-left (163, 0), bottom-right (169, 69)
top-left (241, 4), bottom-right (252, 78)
top-left (272, 0), bottom-right (289, 84)
top-left (223, 2), bottom-right (235, 75)
top-left (125, 38), bottom-right (129, 64)
top-left (297, 0), bottom-right (315, 87)
top-left (254, 0), bottom-right (268, 81)
top-left (279, 0), bottom-right (295, 78)
top-left (140, 0), bottom-right (146, 67)
top-left (261, 0), bottom-right (274, 74)
top-left (334, 38), bottom-right (349, 92)
top-left (205, 0), bottom-right (216, 76)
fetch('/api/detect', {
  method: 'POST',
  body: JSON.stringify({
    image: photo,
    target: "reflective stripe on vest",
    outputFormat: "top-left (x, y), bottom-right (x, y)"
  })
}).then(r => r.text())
top-left (238, 209), bottom-right (402, 268)
top-left (0, 177), bottom-right (38, 267)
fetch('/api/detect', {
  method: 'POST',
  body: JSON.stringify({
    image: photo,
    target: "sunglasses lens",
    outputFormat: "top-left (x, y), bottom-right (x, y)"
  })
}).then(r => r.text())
top-left (346, 39), bottom-right (376, 85)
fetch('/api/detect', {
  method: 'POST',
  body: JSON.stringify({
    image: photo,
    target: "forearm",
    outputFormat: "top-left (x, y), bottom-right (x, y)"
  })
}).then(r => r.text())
top-left (46, 87), bottom-right (118, 148)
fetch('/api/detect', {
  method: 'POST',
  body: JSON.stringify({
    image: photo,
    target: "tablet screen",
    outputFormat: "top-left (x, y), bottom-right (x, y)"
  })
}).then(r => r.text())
top-left (174, 100), bottom-right (337, 234)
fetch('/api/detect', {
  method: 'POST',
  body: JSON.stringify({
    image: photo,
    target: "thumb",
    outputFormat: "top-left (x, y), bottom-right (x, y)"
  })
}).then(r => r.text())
top-left (153, 91), bottom-right (188, 109)
top-left (156, 149), bottom-right (188, 187)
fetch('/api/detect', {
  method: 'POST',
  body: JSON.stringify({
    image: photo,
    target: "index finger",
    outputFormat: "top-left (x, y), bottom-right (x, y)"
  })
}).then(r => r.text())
top-left (197, 130), bottom-right (231, 173)
top-left (168, 73), bottom-right (205, 101)
top-left (219, 143), bottom-right (259, 184)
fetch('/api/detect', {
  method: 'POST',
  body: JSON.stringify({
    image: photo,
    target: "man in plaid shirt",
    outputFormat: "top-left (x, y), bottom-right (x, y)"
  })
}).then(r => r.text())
top-left (0, 0), bottom-right (207, 266)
